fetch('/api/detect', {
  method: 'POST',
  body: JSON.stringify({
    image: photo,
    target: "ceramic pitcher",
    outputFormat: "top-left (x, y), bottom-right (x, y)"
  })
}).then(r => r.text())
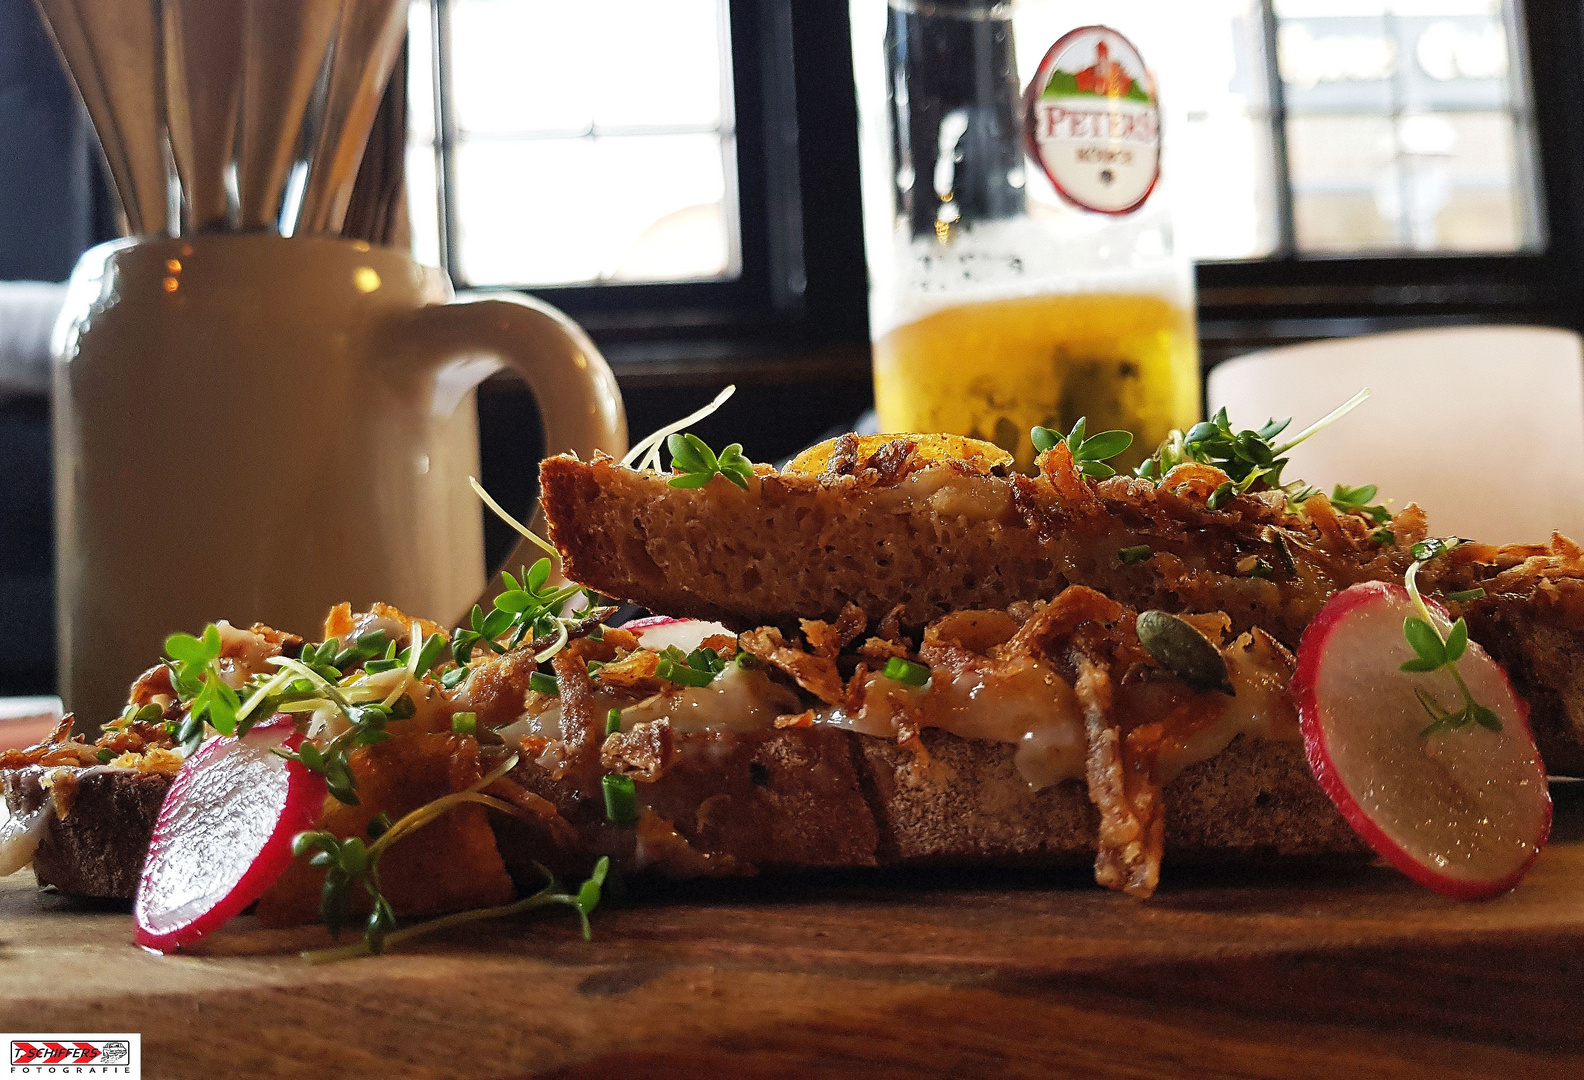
top-left (52, 233), bottom-right (626, 723)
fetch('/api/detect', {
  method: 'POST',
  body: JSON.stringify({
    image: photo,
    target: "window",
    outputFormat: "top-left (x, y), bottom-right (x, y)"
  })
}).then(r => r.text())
top-left (1004, 0), bottom-right (1539, 262)
top-left (409, 0), bottom-right (1581, 372)
top-left (409, 0), bottom-right (739, 289)
top-left (1274, 0), bottom-right (1539, 255)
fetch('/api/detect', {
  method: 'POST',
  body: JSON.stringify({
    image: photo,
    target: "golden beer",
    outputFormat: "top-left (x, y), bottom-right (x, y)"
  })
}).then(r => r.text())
top-left (873, 291), bottom-right (1199, 473)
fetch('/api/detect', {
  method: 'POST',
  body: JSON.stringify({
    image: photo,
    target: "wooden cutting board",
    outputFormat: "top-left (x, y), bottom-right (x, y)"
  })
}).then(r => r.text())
top-left (3, 789), bottom-right (1582, 1080)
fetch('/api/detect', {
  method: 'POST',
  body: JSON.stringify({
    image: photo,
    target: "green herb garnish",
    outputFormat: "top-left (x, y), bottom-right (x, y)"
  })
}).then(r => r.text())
top-left (302, 858), bottom-right (608, 964)
top-left (273, 697), bottom-right (405, 805)
top-left (292, 755), bottom-right (604, 961)
top-left (1269, 531), bottom-right (1298, 577)
top-left (163, 625), bottom-right (243, 751)
top-left (1400, 539), bottom-right (1501, 738)
top-left (655, 657), bottom-right (716, 688)
top-left (666, 432), bottom-right (753, 490)
top-left (881, 656), bottom-right (930, 686)
top-left (451, 558), bottom-right (592, 666)
top-left (1330, 483), bottom-right (1391, 524)
top-left (451, 711), bottom-right (477, 735)
top-left (1118, 544), bottom-right (1153, 565)
top-left (528, 671), bottom-right (559, 696)
top-left (603, 773), bottom-right (639, 824)
top-left (654, 645), bottom-right (726, 688)
top-left (1135, 389), bottom-right (1371, 509)
top-left (1446, 588), bottom-right (1487, 604)
top-left (605, 708), bottom-right (623, 736)
top-left (1030, 417), bottom-right (1134, 479)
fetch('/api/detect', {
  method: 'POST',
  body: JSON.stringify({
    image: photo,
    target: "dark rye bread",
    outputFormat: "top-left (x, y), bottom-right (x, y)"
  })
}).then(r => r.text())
top-left (494, 728), bottom-right (1365, 887)
top-left (2, 729), bottom-right (1363, 903)
top-left (2, 767), bottom-right (170, 899)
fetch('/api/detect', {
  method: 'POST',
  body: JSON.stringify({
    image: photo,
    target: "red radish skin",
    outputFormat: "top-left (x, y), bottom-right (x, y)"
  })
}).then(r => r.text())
top-left (620, 615), bottom-right (689, 632)
top-left (134, 716), bottom-right (326, 951)
top-left (1293, 581), bottom-right (1551, 900)
top-left (621, 616), bottom-right (733, 654)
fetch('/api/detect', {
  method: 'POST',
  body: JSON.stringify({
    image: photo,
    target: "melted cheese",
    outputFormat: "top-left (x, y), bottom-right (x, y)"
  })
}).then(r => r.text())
top-left (618, 665), bottom-right (801, 734)
top-left (818, 659), bottom-right (1087, 788)
top-left (869, 465), bottom-right (1015, 522)
top-left (0, 798), bottom-right (49, 877)
top-left (1155, 634), bottom-right (1300, 782)
top-left (214, 621), bottom-right (282, 689)
top-left (483, 628), bottom-right (1299, 794)
top-left (815, 638), bottom-right (1300, 791)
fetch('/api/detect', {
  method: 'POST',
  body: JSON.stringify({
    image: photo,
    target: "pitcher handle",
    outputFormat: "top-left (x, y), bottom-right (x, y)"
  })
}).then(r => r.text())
top-left (405, 291), bottom-right (627, 605)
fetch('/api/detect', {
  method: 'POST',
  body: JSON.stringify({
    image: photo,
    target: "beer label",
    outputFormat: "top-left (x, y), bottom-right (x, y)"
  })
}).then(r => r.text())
top-left (1024, 26), bottom-right (1161, 215)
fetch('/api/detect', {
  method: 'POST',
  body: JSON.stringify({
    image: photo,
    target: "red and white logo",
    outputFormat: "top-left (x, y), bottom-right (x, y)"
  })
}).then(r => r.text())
top-left (6, 1035), bottom-right (137, 1075)
top-left (1024, 26), bottom-right (1161, 215)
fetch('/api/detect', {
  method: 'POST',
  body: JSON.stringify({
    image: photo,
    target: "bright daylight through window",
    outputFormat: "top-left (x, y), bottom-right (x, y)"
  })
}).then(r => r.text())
top-left (407, 0), bottom-right (739, 287)
top-left (409, 0), bottom-right (1538, 285)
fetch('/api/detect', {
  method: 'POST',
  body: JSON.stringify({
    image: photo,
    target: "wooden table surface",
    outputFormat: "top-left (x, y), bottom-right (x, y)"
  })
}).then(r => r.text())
top-left (3, 788), bottom-right (1583, 1080)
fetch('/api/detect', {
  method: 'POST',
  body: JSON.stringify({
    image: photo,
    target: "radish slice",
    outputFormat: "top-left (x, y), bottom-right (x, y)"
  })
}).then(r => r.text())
top-left (621, 615), bottom-right (733, 654)
top-left (1293, 581), bottom-right (1551, 899)
top-left (134, 716), bottom-right (326, 951)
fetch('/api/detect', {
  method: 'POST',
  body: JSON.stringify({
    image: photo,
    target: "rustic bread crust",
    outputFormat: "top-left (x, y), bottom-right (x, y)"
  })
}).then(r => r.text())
top-left (3, 767), bottom-right (170, 900)
top-left (2, 728), bottom-right (1363, 904)
top-left (498, 728), bottom-right (1365, 884)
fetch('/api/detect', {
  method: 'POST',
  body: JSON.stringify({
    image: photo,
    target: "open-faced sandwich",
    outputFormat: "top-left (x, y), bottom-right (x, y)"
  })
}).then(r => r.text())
top-left (0, 391), bottom-right (1560, 957)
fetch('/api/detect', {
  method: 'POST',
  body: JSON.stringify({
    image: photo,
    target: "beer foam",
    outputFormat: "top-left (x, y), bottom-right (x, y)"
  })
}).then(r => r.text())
top-left (866, 211), bottom-right (1195, 339)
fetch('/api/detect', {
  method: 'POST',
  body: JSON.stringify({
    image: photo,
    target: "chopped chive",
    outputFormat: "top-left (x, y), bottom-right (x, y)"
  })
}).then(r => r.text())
top-left (881, 656), bottom-right (930, 686)
top-left (655, 657), bottom-right (716, 688)
top-left (602, 773), bottom-right (639, 825)
top-left (1371, 528), bottom-right (1395, 546)
top-left (1445, 587), bottom-right (1487, 604)
top-left (605, 708), bottom-right (623, 736)
top-left (586, 660), bottom-right (605, 675)
top-left (528, 671), bottom-right (559, 696)
top-left (413, 633), bottom-right (449, 677)
top-left (96, 748), bottom-right (113, 763)
top-left (451, 711), bottom-right (477, 735)
top-left (1118, 544), bottom-right (1152, 565)
top-left (1270, 532), bottom-right (1298, 577)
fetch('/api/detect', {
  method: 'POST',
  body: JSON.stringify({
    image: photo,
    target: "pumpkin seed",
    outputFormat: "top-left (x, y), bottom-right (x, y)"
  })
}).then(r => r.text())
top-left (1136, 610), bottom-right (1235, 695)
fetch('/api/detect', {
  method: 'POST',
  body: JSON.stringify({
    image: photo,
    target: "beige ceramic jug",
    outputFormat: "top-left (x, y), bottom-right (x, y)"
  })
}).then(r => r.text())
top-left (52, 233), bottom-right (626, 723)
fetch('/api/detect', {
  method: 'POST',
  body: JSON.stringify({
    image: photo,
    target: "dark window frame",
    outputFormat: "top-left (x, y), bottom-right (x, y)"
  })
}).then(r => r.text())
top-left (425, 0), bottom-right (865, 370)
top-left (429, 0), bottom-right (1584, 380)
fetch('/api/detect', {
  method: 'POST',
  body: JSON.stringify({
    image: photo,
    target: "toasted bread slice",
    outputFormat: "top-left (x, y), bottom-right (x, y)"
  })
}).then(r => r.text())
top-left (493, 729), bottom-right (1363, 889)
top-left (539, 442), bottom-right (1584, 774)
top-left (2, 766), bottom-right (170, 899)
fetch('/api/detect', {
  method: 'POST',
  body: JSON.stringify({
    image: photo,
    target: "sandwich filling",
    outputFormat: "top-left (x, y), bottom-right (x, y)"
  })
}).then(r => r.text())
top-left (469, 585), bottom-right (1299, 898)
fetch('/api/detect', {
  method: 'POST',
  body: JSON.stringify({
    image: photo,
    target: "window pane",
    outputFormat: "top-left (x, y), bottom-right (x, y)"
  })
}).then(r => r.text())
top-left (449, 2), bottom-right (599, 135)
top-left (449, 0), bottom-right (725, 135)
top-left (408, 0), bottom-right (435, 145)
top-left (452, 134), bottom-right (735, 286)
top-left (1276, 0), bottom-right (1539, 253)
top-left (436, 0), bottom-right (738, 286)
top-left (405, 144), bottom-right (442, 269)
top-left (587, 0), bottom-right (725, 130)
